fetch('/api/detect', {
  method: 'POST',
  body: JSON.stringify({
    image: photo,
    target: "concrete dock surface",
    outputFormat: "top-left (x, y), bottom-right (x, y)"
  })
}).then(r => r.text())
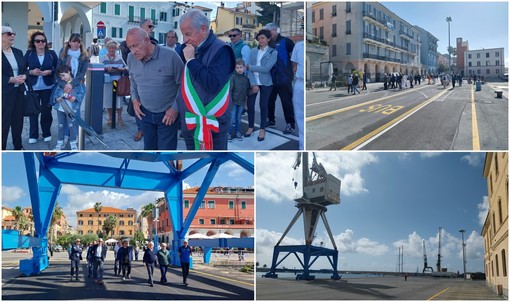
top-left (256, 275), bottom-right (505, 300)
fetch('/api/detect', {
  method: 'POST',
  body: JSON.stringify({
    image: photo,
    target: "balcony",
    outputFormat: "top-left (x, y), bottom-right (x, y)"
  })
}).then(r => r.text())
top-left (362, 11), bottom-right (388, 29)
top-left (332, 32), bottom-right (337, 37)
top-left (363, 52), bottom-right (401, 63)
top-left (242, 24), bottom-right (255, 29)
top-left (128, 16), bottom-right (158, 25)
top-left (399, 30), bottom-right (414, 41)
top-left (363, 32), bottom-right (395, 48)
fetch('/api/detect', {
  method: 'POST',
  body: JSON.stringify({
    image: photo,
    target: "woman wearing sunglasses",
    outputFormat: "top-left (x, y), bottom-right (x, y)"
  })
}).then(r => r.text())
top-left (2, 26), bottom-right (26, 150)
top-left (25, 31), bottom-right (58, 145)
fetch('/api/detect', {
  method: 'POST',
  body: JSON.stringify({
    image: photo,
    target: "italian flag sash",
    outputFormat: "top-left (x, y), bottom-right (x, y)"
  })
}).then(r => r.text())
top-left (181, 63), bottom-right (230, 150)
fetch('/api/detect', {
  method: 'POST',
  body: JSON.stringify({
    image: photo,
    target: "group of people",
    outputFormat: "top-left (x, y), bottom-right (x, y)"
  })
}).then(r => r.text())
top-left (67, 238), bottom-right (192, 287)
top-left (382, 72), bottom-right (423, 90)
top-left (2, 26), bottom-right (88, 150)
top-left (2, 9), bottom-right (305, 151)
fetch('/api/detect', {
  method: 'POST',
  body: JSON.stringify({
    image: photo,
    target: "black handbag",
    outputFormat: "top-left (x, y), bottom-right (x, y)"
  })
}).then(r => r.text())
top-left (23, 82), bottom-right (41, 116)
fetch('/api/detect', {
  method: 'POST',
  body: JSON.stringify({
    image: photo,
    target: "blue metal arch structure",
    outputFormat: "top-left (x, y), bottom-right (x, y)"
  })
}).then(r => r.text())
top-left (20, 152), bottom-right (253, 276)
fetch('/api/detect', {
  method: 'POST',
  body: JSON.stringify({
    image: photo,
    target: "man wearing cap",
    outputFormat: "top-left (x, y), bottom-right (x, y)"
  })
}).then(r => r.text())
top-left (69, 238), bottom-right (83, 281)
top-left (264, 23), bottom-right (296, 135)
top-left (91, 238), bottom-right (107, 284)
top-left (178, 239), bottom-right (192, 285)
top-left (117, 240), bottom-right (134, 280)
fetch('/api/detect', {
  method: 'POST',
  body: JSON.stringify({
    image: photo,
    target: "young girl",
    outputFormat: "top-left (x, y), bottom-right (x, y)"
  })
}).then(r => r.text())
top-left (51, 64), bottom-right (85, 150)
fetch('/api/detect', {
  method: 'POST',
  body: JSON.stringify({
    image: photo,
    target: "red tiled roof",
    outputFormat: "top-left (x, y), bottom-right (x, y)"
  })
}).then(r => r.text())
top-left (77, 206), bottom-right (136, 214)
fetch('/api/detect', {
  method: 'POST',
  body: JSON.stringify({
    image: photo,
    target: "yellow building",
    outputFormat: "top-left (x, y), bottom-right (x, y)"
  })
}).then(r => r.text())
top-left (76, 206), bottom-right (137, 238)
top-left (482, 152), bottom-right (508, 297)
top-left (212, 4), bottom-right (262, 44)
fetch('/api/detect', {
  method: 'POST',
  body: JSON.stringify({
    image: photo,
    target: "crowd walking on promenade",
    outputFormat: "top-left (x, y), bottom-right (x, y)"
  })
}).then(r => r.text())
top-left (2, 7), bottom-right (304, 151)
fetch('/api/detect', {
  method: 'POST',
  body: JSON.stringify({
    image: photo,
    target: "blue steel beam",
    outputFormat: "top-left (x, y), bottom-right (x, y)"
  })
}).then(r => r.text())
top-left (224, 152), bottom-right (254, 174)
top-left (179, 157), bottom-right (216, 180)
top-left (101, 152), bottom-right (217, 162)
top-left (41, 161), bottom-right (175, 191)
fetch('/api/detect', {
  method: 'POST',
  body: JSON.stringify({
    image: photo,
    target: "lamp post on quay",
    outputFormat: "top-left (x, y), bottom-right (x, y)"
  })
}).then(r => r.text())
top-left (446, 17), bottom-right (452, 72)
top-left (459, 229), bottom-right (466, 280)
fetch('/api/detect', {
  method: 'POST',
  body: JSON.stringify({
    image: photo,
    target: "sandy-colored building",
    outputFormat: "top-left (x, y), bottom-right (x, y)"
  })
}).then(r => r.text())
top-left (212, 3), bottom-right (262, 44)
top-left (482, 152), bottom-right (508, 298)
top-left (76, 206), bottom-right (137, 238)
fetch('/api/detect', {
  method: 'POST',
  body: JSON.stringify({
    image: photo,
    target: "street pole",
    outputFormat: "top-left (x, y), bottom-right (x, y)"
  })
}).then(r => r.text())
top-left (460, 229), bottom-right (466, 280)
top-left (446, 17), bottom-right (452, 72)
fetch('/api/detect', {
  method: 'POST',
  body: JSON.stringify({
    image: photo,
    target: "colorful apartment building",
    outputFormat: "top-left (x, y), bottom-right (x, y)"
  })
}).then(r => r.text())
top-left (76, 206), bottom-right (137, 238)
top-left (153, 186), bottom-right (254, 244)
top-left (482, 153), bottom-right (508, 298)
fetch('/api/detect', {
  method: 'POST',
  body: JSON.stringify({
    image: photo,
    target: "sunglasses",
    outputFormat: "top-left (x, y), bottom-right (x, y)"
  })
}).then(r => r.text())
top-left (229, 34), bottom-right (239, 38)
top-left (148, 25), bottom-right (155, 29)
top-left (4, 32), bottom-right (16, 36)
top-left (34, 39), bottom-right (46, 44)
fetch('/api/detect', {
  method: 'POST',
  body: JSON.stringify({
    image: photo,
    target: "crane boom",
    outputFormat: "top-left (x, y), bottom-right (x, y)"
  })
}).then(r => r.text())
top-left (437, 227), bottom-right (442, 272)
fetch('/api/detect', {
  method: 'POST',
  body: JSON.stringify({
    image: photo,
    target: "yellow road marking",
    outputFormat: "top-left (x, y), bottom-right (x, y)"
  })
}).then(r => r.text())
top-left (194, 270), bottom-right (254, 287)
top-left (306, 86), bottom-right (428, 122)
top-left (428, 287), bottom-right (449, 300)
top-left (471, 85), bottom-right (481, 150)
top-left (341, 89), bottom-right (449, 150)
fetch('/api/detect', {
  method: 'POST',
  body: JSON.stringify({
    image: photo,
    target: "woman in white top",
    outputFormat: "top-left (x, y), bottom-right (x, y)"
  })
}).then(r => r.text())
top-left (100, 40), bottom-right (127, 127)
top-left (245, 29), bottom-right (277, 142)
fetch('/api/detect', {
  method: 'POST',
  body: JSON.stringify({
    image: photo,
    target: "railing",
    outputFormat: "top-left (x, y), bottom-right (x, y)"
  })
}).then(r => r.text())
top-left (242, 24), bottom-right (255, 29)
top-left (362, 52), bottom-right (401, 63)
top-left (399, 30), bottom-right (414, 40)
top-left (362, 11), bottom-right (388, 27)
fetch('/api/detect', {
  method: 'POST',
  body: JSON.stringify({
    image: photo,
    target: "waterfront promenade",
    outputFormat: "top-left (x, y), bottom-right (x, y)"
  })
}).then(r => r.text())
top-left (256, 275), bottom-right (505, 300)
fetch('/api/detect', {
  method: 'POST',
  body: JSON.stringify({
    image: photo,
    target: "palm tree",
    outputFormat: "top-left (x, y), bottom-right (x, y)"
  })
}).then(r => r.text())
top-left (94, 202), bottom-right (102, 234)
top-left (12, 206), bottom-right (24, 231)
top-left (17, 215), bottom-right (30, 235)
top-left (50, 202), bottom-right (63, 244)
top-left (102, 215), bottom-right (117, 238)
top-left (141, 203), bottom-right (155, 238)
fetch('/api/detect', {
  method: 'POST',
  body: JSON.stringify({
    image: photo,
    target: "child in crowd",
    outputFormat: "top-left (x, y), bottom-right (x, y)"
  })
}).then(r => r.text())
top-left (228, 59), bottom-right (251, 141)
top-left (51, 64), bottom-right (85, 150)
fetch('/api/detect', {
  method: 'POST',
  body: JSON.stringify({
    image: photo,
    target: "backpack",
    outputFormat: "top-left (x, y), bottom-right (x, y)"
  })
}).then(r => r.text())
top-left (270, 50), bottom-right (291, 86)
top-left (91, 44), bottom-right (100, 56)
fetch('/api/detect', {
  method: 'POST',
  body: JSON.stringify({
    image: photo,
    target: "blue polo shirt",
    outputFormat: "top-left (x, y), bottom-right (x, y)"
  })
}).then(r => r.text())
top-left (179, 245), bottom-right (191, 264)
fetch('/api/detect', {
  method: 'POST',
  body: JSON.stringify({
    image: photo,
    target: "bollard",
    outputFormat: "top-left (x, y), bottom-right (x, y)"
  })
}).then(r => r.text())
top-left (85, 63), bottom-right (105, 135)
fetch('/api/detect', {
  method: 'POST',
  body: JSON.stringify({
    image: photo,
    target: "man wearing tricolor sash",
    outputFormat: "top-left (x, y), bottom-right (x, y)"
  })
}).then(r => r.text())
top-left (176, 9), bottom-right (235, 150)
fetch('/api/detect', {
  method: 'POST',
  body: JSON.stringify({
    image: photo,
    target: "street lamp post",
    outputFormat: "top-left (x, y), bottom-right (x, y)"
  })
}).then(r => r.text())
top-left (459, 229), bottom-right (466, 280)
top-left (446, 17), bottom-right (452, 72)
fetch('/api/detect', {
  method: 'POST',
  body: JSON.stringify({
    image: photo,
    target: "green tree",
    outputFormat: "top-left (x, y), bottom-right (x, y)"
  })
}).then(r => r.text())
top-left (256, 2), bottom-right (280, 26)
top-left (81, 234), bottom-right (99, 246)
top-left (134, 229), bottom-right (145, 247)
top-left (94, 202), bottom-right (102, 234)
top-left (12, 206), bottom-right (24, 231)
top-left (17, 215), bottom-right (30, 235)
top-left (49, 201), bottom-right (63, 244)
top-left (102, 215), bottom-right (117, 238)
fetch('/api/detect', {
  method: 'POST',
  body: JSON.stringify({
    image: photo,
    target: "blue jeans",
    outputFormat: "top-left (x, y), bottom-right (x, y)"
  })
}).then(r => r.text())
top-left (229, 104), bottom-right (244, 134)
top-left (57, 110), bottom-right (78, 142)
top-left (159, 265), bottom-right (168, 283)
top-left (140, 106), bottom-right (179, 150)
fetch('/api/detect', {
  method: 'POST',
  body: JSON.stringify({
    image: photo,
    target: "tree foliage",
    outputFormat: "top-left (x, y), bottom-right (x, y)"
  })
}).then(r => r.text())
top-left (102, 215), bottom-right (117, 238)
top-left (256, 2), bottom-right (280, 26)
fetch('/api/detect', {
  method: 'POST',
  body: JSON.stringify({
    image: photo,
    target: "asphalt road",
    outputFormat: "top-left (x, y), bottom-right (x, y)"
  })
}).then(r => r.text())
top-left (306, 81), bottom-right (508, 150)
top-left (256, 276), bottom-right (505, 300)
top-left (2, 250), bottom-right (254, 300)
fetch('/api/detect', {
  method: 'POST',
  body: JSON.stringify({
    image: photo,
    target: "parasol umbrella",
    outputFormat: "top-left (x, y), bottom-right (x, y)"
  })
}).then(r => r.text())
top-left (105, 238), bottom-right (117, 244)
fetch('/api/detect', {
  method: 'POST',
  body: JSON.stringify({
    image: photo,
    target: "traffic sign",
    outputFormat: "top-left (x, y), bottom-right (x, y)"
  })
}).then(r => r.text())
top-left (97, 21), bottom-right (106, 39)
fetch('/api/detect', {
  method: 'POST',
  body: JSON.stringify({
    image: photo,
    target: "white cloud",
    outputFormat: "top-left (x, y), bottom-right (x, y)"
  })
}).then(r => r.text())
top-left (256, 228), bottom-right (304, 268)
top-left (256, 152), bottom-right (378, 203)
top-left (2, 185), bottom-right (26, 202)
top-left (333, 229), bottom-right (389, 256)
top-left (420, 152), bottom-right (443, 159)
top-left (61, 186), bottom-right (164, 227)
top-left (477, 196), bottom-right (489, 226)
top-left (398, 153), bottom-right (411, 160)
top-left (461, 153), bottom-right (485, 167)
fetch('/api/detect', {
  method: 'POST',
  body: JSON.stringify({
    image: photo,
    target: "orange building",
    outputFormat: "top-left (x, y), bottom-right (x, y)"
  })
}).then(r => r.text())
top-left (154, 186), bottom-right (254, 243)
top-left (76, 206), bottom-right (137, 238)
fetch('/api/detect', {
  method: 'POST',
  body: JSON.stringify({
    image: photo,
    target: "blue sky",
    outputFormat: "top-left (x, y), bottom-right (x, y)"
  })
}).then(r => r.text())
top-left (2, 152), bottom-right (254, 228)
top-left (256, 152), bottom-right (489, 274)
top-left (381, 1), bottom-right (508, 64)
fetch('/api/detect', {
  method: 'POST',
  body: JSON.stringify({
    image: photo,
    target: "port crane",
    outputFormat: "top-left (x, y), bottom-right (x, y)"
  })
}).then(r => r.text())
top-left (264, 152), bottom-right (341, 280)
top-left (422, 240), bottom-right (434, 273)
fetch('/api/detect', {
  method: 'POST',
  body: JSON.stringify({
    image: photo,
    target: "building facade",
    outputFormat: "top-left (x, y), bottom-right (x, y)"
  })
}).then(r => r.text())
top-left (76, 206), bottom-right (137, 238)
top-left (456, 37), bottom-right (469, 76)
top-left (464, 48), bottom-right (505, 80)
top-left (415, 26), bottom-right (438, 76)
top-left (154, 187), bottom-right (254, 244)
top-left (212, 4), bottom-right (262, 44)
top-left (311, 1), bottom-right (422, 82)
top-left (482, 152), bottom-right (508, 298)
